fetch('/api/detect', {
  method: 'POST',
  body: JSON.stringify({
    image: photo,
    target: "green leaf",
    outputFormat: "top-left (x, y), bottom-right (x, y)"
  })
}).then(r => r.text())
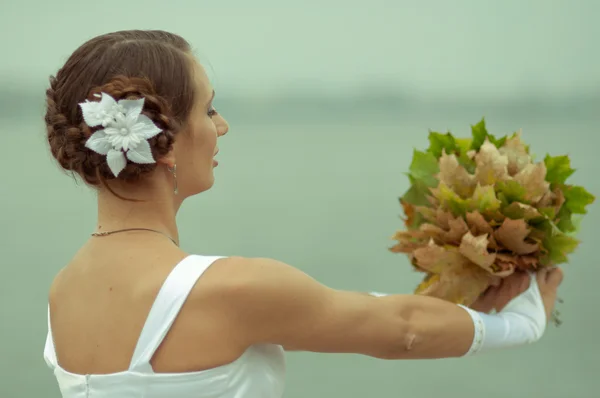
top-left (488, 134), bottom-right (507, 148)
top-left (409, 149), bottom-right (439, 187)
top-left (470, 118), bottom-right (488, 151)
top-left (540, 221), bottom-right (580, 265)
top-left (428, 132), bottom-right (458, 158)
top-left (402, 176), bottom-right (432, 206)
top-left (564, 185), bottom-right (595, 214)
top-left (467, 184), bottom-right (502, 214)
top-left (555, 205), bottom-right (575, 233)
top-left (496, 180), bottom-right (527, 203)
top-left (544, 155), bottom-right (575, 185)
top-left (432, 182), bottom-right (467, 216)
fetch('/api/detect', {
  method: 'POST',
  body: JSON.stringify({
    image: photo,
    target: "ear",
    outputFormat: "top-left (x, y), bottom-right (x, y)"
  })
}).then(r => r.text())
top-left (157, 149), bottom-right (176, 168)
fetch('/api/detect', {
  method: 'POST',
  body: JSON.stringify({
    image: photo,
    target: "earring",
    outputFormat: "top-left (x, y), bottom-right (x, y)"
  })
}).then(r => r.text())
top-left (168, 164), bottom-right (178, 195)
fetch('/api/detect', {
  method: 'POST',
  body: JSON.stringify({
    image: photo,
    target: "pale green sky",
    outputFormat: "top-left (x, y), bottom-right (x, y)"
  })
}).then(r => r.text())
top-left (0, 0), bottom-right (598, 98)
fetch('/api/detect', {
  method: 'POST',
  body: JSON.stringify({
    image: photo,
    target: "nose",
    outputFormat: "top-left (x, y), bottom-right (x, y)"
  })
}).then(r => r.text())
top-left (216, 115), bottom-right (229, 137)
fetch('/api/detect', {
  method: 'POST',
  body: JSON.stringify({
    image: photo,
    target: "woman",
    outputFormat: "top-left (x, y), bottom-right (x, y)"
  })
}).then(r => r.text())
top-left (43, 30), bottom-right (563, 398)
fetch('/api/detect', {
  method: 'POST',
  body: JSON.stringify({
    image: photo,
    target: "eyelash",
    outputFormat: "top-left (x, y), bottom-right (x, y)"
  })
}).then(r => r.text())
top-left (208, 106), bottom-right (218, 117)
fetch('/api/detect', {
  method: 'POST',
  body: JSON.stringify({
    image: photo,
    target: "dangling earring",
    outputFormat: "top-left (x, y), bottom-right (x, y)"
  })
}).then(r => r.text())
top-left (168, 164), bottom-right (178, 195)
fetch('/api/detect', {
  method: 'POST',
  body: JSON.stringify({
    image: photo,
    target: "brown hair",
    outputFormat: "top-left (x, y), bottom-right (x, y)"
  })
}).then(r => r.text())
top-left (45, 30), bottom-right (196, 187)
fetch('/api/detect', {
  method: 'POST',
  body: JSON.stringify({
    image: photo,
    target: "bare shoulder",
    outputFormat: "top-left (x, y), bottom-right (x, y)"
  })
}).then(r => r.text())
top-left (195, 256), bottom-right (323, 300)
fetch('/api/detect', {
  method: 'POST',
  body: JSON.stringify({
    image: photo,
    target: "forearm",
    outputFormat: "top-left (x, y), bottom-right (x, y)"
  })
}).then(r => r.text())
top-left (367, 275), bottom-right (546, 360)
top-left (367, 294), bottom-right (474, 359)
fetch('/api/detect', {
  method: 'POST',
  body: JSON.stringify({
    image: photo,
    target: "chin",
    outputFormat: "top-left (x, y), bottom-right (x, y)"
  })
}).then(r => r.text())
top-left (189, 176), bottom-right (215, 197)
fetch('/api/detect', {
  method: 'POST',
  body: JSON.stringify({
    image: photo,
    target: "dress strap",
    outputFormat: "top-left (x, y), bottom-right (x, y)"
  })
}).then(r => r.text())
top-left (128, 255), bottom-right (225, 372)
top-left (43, 305), bottom-right (58, 369)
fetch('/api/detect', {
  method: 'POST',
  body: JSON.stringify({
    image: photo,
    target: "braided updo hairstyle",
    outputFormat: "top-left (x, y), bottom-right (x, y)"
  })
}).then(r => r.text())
top-left (45, 30), bottom-right (196, 186)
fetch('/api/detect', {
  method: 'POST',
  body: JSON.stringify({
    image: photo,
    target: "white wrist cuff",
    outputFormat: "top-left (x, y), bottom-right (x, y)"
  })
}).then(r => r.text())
top-left (459, 274), bottom-right (547, 356)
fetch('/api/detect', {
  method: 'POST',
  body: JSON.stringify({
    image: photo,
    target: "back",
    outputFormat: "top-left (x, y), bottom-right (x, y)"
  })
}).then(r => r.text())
top-left (44, 249), bottom-right (286, 397)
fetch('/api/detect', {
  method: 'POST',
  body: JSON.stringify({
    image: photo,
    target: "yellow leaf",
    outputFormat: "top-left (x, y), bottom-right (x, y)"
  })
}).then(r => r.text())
top-left (513, 162), bottom-right (550, 202)
top-left (474, 139), bottom-right (510, 185)
top-left (498, 131), bottom-right (531, 175)
top-left (438, 152), bottom-right (476, 198)
top-left (467, 184), bottom-right (502, 213)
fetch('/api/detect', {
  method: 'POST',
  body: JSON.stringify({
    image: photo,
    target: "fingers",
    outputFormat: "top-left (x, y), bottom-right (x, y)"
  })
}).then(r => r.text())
top-left (537, 267), bottom-right (563, 290)
top-left (495, 272), bottom-right (530, 312)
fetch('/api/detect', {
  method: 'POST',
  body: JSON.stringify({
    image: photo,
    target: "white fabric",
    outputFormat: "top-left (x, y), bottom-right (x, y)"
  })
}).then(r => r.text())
top-left (44, 255), bottom-right (286, 398)
top-left (459, 273), bottom-right (547, 355)
top-left (369, 273), bottom-right (547, 356)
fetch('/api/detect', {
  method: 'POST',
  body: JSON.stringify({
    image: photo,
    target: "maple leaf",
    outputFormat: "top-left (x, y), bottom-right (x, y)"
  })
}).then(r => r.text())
top-left (502, 202), bottom-right (542, 221)
top-left (537, 221), bottom-right (580, 265)
top-left (563, 185), bottom-right (595, 214)
top-left (430, 181), bottom-right (468, 216)
top-left (474, 139), bottom-right (510, 185)
top-left (513, 162), bottom-right (550, 202)
top-left (465, 211), bottom-right (499, 248)
top-left (438, 152), bottom-right (476, 198)
top-left (414, 254), bottom-right (492, 306)
top-left (459, 232), bottom-right (497, 270)
top-left (544, 155), bottom-right (575, 185)
top-left (428, 131), bottom-right (458, 158)
top-left (498, 131), bottom-right (531, 175)
top-left (494, 218), bottom-right (539, 255)
top-left (467, 184), bottom-right (502, 214)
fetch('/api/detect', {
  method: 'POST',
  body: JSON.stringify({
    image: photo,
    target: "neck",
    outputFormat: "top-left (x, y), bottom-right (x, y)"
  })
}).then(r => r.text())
top-left (95, 180), bottom-right (182, 245)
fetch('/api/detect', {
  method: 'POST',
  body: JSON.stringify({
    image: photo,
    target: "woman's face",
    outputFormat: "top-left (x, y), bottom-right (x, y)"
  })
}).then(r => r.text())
top-left (169, 61), bottom-right (229, 197)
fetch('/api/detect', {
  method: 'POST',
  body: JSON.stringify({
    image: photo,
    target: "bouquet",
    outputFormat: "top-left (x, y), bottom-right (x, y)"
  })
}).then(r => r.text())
top-left (390, 118), bottom-right (594, 323)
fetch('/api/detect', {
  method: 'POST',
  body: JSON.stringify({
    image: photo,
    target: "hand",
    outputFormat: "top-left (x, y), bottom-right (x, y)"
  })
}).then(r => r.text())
top-left (471, 268), bottom-right (564, 318)
top-left (536, 267), bottom-right (564, 321)
top-left (471, 272), bottom-right (531, 313)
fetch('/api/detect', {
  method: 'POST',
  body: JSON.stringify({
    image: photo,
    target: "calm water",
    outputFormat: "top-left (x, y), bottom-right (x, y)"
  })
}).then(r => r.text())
top-left (1, 99), bottom-right (598, 398)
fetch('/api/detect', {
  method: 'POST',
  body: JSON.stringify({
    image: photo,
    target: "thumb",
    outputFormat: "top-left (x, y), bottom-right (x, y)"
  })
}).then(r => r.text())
top-left (546, 268), bottom-right (564, 287)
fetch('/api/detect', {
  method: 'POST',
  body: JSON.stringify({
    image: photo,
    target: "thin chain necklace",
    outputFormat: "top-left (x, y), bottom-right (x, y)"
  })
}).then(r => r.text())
top-left (91, 228), bottom-right (178, 246)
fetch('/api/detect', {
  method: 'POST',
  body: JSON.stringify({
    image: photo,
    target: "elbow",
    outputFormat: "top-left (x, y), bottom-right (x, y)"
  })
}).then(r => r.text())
top-left (368, 297), bottom-right (421, 360)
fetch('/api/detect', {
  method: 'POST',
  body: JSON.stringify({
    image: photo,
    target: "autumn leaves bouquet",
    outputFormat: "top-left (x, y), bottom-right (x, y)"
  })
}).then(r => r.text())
top-left (391, 119), bottom-right (594, 316)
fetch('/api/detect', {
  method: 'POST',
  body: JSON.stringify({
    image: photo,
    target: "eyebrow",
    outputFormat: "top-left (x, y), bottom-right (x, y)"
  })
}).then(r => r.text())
top-left (207, 90), bottom-right (215, 104)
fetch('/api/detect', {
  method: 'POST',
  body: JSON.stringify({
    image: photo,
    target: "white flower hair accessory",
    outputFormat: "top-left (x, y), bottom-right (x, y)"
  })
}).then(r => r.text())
top-left (79, 92), bottom-right (163, 177)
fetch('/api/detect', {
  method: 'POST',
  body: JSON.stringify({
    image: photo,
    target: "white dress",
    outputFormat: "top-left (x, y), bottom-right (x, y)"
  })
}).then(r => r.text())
top-left (43, 255), bottom-right (286, 398)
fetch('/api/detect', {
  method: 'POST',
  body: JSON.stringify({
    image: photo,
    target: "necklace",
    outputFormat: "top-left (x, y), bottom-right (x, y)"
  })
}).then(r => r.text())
top-left (91, 228), bottom-right (178, 246)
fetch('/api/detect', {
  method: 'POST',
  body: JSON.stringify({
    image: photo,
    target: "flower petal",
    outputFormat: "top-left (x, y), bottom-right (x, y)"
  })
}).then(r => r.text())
top-left (98, 92), bottom-right (118, 111)
top-left (79, 101), bottom-right (104, 127)
top-left (132, 114), bottom-right (163, 139)
top-left (106, 149), bottom-right (127, 177)
top-left (126, 139), bottom-right (155, 164)
top-left (79, 93), bottom-right (118, 127)
top-left (119, 98), bottom-right (145, 119)
top-left (84, 130), bottom-right (111, 155)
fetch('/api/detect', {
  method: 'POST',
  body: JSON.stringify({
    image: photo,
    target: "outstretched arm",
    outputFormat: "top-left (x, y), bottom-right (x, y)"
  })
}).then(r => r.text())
top-left (211, 257), bottom-right (561, 360)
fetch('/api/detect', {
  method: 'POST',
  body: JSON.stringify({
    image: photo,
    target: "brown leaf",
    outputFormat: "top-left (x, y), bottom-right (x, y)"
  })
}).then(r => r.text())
top-left (496, 253), bottom-right (539, 271)
top-left (498, 131), bottom-right (531, 175)
top-left (513, 163), bottom-right (550, 202)
top-left (474, 139), bottom-right (510, 185)
top-left (445, 217), bottom-right (470, 244)
top-left (494, 218), bottom-right (539, 254)
top-left (415, 264), bottom-right (491, 306)
top-left (459, 232), bottom-right (497, 270)
top-left (466, 211), bottom-right (493, 234)
top-left (412, 240), bottom-right (469, 274)
top-left (465, 211), bottom-right (499, 249)
top-left (438, 152), bottom-right (476, 198)
top-left (400, 199), bottom-right (416, 229)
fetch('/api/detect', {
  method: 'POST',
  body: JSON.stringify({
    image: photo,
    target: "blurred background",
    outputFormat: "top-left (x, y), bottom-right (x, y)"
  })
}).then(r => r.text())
top-left (1, 1), bottom-right (598, 397)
